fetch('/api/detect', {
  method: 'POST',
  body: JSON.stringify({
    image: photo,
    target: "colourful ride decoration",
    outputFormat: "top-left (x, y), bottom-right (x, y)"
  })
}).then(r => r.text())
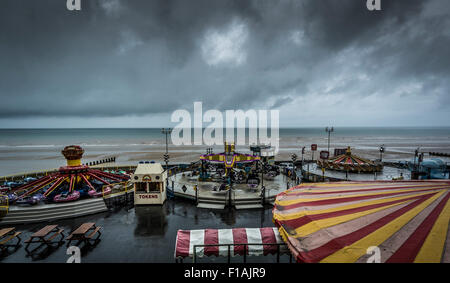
top-left (200, 142), bottom-right (260, 177)
top-left (272, 180), bottom-right (450, 263)
top-left (62, 145), bottom-right (84, 167)
top-left (10, 145), bottom-right (129, 203)
top-left (317, 146), bottom-right (382, 173)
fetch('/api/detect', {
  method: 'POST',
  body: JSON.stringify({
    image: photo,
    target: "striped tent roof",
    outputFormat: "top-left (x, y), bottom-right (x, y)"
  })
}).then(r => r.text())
top-left (330, 153), bottom-right (372, 166)
top-left (272, 180), bottom-right (450, 263)
top-left (174, 228), bottom-right (288, 259)
top-left (328, 147), bottom-right (374, 166)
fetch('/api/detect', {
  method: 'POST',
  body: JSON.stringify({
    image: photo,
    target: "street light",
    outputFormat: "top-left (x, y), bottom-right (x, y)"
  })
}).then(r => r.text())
top-left (413, 147), bottom-right (420, 170)
top-left (301, 146), bottom-right (305, 175)
top-left (291, 153), bottom-right (297, 182)
top-left (379, 145), bottom-right (385, 162)
top-left (260, 159), bottom-right (266, 205)
top-left (325, 127), bottom-right (334, 154)
top-left (260, 159), bottom-right (264, 189)
top-left (161, 128), bottom-right (172, 190)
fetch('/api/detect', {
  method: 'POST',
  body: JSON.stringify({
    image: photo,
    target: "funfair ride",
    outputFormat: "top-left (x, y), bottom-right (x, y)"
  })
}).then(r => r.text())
top-left (7, 145), bottom-right (129, 204)
top-left (317, 146), bottom-right (383, 174)
top-left (200, 142), bottom-right (261, 185)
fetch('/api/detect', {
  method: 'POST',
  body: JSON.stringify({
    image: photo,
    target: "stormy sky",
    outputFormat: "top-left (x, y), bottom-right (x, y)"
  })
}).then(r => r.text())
top-left (0, 0), bottom-right (449, 128)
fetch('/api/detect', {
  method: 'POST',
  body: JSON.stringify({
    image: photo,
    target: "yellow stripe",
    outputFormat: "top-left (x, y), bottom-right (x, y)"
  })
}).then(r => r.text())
top-left (274, 191), bottom-right (438, 221)
top-left (414, 193), bottom-right (450, 263)
top-left (292, 199), bottom-right (415, 237)
top-left (45, 177), bottom-right (68, 196)
top-left (320, 190), bottom-right (445, 263)
top-left (276, 186), bottom-right (445, 206)
top-left (67, 159), bottom-right (81, 166)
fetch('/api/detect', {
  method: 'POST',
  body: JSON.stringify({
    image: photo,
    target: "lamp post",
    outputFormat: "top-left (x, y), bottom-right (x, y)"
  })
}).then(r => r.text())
top-left (291, 153), bottom-right (297, 183)
top-left (414, 147), bottom-right (420, 170)
top-left (325, 127), bottom-right (334, 154)
top-left (161, 128), bottom-right (172, 190)
top-left (260, 159), bottom-right (265, 200)
top-left (260, 158), bottom-right (265, 187)
top-left (301, 147), bottom-right (305, 177)
top-left (379, 145), bottom-right (385, 162)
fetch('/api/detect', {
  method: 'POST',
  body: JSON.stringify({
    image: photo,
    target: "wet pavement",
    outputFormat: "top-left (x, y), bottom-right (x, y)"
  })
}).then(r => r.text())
top-left (0, 199), bottom-right (289, 263)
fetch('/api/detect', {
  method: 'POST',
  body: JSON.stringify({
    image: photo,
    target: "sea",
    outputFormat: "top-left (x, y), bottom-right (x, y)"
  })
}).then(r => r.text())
top-left (1, 127), bottom-right (450, 176)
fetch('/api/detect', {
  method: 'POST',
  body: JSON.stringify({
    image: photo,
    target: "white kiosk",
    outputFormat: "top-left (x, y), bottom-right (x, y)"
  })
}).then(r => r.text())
top-left (131, 163), bottom-right (167, 205)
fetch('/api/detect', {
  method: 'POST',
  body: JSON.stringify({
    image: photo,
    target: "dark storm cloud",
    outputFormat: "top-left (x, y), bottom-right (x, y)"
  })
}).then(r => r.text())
top-left (0, 0), bottom-right (449, 126)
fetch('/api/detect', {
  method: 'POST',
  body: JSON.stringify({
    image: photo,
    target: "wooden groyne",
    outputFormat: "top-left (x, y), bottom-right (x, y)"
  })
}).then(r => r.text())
top-left (429, 152), bottom-right (450, 158)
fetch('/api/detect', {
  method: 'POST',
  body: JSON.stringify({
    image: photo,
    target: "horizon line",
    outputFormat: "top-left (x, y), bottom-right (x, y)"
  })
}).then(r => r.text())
top-left (1, 126), bottom-right (450, 130)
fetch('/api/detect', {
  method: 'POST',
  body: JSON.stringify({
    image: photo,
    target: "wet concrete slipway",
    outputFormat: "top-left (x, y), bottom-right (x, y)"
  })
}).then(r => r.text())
top-left (0, 199), bottom-right (290, 263)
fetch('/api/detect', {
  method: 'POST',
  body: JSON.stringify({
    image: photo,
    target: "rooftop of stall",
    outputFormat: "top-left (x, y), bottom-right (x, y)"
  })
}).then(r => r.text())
top-left (131, 163), bottom-right (167, 205)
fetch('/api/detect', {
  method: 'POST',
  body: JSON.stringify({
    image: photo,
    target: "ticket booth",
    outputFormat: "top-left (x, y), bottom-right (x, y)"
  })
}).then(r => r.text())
top-left (131, 163), bottom-right (167, 205)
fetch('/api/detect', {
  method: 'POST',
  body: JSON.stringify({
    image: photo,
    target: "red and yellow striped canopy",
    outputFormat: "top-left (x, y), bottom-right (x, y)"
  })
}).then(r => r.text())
top-left (273, 180), bottom-right (450, 263)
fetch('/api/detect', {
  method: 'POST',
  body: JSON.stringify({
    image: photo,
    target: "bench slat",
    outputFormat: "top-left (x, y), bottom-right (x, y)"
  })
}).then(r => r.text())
top-left (32, 225), bottom-right (58, 238)
top-left (86, 227), bottom-right (101, 239)
top-left (0, 232), bottom-right (21, 245)
top-left (46, 229), bottom-right (64, 242)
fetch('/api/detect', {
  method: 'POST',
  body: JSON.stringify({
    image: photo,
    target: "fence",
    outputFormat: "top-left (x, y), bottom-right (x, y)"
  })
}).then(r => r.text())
top-left (191, 243), bottom-right (291, 263)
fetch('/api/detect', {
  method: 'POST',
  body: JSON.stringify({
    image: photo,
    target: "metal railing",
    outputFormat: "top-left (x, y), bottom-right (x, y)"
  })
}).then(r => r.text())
top-left (191, 243), bottom-right (291, 263)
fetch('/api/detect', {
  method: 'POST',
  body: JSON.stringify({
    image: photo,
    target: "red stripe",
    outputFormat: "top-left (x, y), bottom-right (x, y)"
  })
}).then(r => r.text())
top-left (232, 228), bottom-right (248, 256)
top-left (277, 188), bottom-right (440, 210)
top-left (278, 193), bottom-right (427, 230)
top-left (334, 156), bottom-right (346, 163)
top-left (279, 181), bottom-right (450, 197)
top-left (90, 169), bottom-right (127, 181)
top-left (294, 193), bottom-right (436, 263)
top-left (175, 230), bottom-right (191, 258)
top-left (87, 173), bottom-right (111, 185)
top-left (204, 229), bottom-right (219, 257)
top-left (290, 184), bottom-right (442, 196)
top-left (43, 177), bottom-right (65, 197)
top-left (386, 192), bottom-right (450, 263)
top-left (12, 175), bottom-right (53, 193)
top-left (260, 228), bottom-right (278, 255)
top-left (20, 177), bottom-right (56, 198)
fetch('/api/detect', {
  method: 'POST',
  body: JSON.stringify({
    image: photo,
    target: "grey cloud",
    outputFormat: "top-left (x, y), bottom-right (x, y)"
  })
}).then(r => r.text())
top-left (0, 0), bottom-right (449, 127)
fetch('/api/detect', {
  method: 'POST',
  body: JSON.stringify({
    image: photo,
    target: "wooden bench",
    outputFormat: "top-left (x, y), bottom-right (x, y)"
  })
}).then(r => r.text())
top-left (24, 225), bottom-right (65, 254)
top-left (67, 223), bottom-right (102, 246)
top-left (0, 228), bottom-right (21, 252)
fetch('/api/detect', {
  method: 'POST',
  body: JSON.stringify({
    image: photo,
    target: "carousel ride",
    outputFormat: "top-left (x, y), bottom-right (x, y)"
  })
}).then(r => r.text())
top-left (199, 142), bottom-right (263, 191)
top-left (317, 146), bottom-right (383, 173)
top-left (3, 145), bottom-right (130, 205)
